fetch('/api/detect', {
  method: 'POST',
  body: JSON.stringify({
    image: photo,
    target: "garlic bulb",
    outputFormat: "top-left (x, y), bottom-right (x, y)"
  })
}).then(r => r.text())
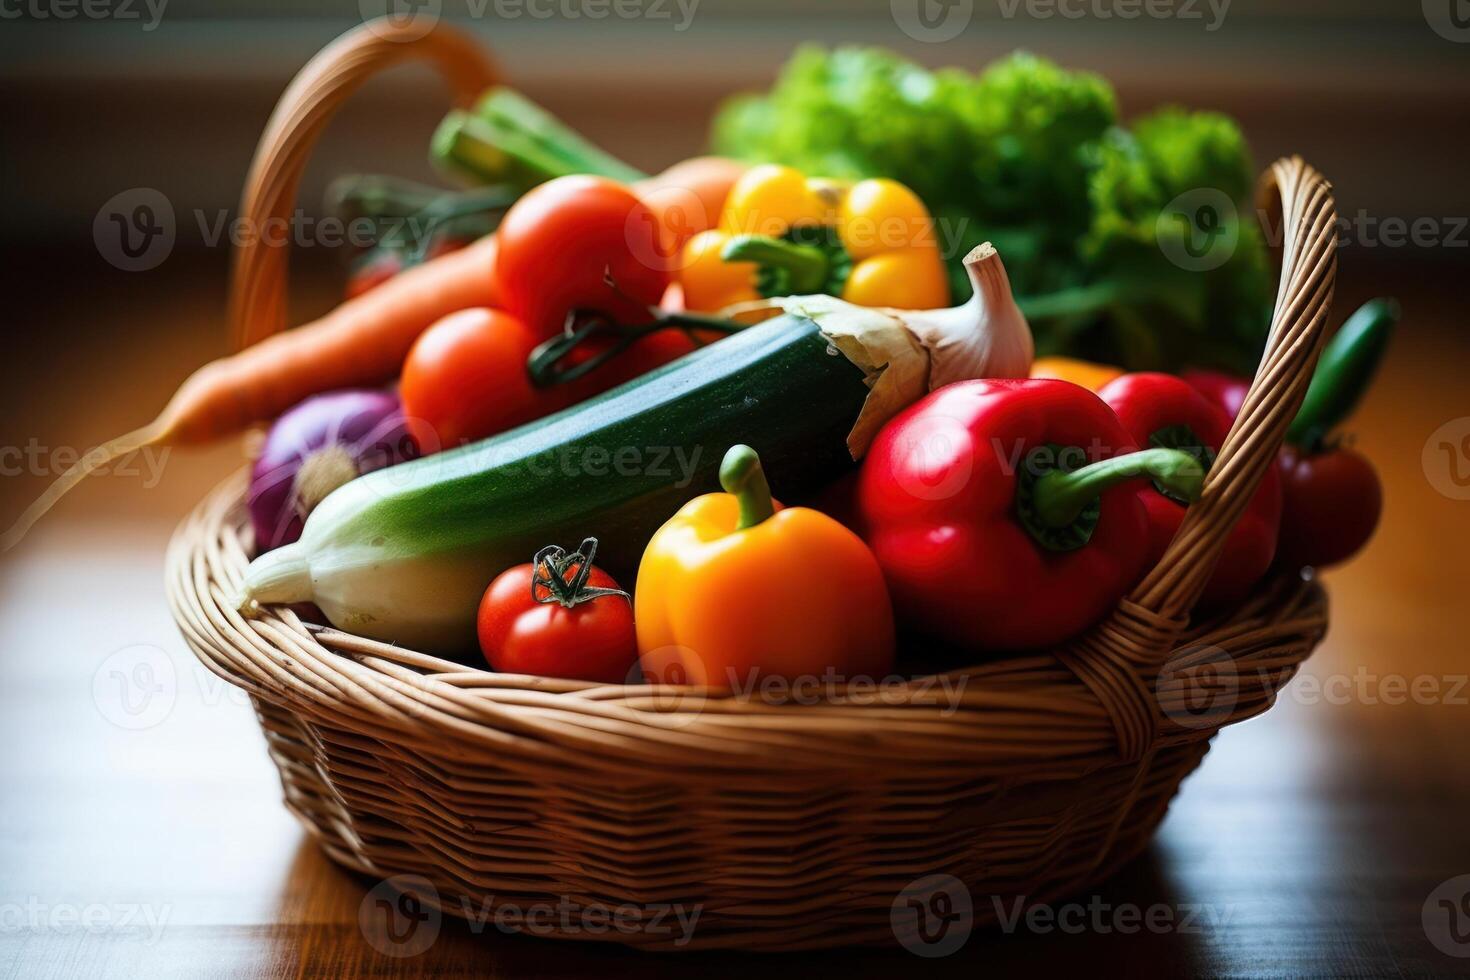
top-left (901, 242), bottom-right (1034, 386)
top-left (781, 242), bottom-right (1034, 456)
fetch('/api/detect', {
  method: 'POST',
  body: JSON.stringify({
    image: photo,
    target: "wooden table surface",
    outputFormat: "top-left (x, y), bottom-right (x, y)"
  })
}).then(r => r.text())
top-left (2, 250), bottom-right (1468, 979)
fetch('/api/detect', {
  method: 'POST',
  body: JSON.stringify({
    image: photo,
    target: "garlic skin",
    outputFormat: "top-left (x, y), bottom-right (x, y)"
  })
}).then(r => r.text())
top-left (780, 242), bottom-right (1034, 457)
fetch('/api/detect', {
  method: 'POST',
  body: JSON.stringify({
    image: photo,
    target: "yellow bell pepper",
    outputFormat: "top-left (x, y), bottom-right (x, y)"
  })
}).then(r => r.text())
top-left (635, 445), bottom-right (895, 686)
top-left (1029, 356), bottom-right (1124, 392)
top-left (678, 164), bottom-right (950, 313)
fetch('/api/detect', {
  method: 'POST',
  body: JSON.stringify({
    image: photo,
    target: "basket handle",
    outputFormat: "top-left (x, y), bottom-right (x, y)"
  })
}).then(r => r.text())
top-left (1062, 157), bottom-right (1338, 759)
top-left (228, 17), bottom-right (498, 352)
top-left (1135, 157), bottom-right (1338, 620)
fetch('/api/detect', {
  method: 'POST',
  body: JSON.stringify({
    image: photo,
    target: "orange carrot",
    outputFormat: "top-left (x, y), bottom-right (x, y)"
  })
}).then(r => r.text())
top-left (2, 160), bottom-right (745, 551)
top-left (634, 156), bottom-right (746, 253)
top-left (171, 234), bottom-right (499, 443)
top-left (1, 235), bottom-right (499, 550)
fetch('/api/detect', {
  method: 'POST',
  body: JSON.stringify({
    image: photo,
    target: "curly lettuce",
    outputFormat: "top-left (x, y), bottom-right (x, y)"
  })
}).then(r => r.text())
top-left (712, 47), bottom-right (1272, 372)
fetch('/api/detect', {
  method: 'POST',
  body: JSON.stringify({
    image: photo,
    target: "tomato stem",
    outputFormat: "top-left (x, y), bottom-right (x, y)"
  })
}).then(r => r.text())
top-left (530, 537), bottom-right (629, 609)
top-left (525, 308), bottom-right (745, 389)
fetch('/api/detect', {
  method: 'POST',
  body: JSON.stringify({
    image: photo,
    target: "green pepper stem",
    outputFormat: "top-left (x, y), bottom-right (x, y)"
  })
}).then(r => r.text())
top-left (720, 445), bottom-right (776, 530)
top-left (1032, 448), bottom-right (1205, 528)
top-left (720, 235), bottom-right (830, 294)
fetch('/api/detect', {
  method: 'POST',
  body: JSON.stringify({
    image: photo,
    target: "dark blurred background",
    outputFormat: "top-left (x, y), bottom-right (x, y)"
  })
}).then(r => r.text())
top-left (5, 0), bottom-right (1468, 242)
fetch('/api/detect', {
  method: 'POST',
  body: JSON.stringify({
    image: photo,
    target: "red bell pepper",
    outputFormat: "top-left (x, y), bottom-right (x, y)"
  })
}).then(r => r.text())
top-left (856, 379), bottom-right (1205, 651)
top-left (1099, 372), bottom-right (1282, 606)
top-left (1180, 368), bottom-right (1250, 420)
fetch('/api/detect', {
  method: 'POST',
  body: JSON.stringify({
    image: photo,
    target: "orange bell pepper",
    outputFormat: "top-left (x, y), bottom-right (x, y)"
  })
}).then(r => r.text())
top-left (1029, 356), bottom-right (1123, 392)
top-left (635, 445), bottom-right (895, 686)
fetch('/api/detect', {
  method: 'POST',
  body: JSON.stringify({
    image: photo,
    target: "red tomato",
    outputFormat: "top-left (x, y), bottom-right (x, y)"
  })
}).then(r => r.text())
top-left (399, 307), bottom-right (562, 450)
top-left (477, 560), bottom-right (637, 683)
top-left (495, 176), bottom-right (671, 339)
top-left (1276, 445), bottom-right (1382, 569)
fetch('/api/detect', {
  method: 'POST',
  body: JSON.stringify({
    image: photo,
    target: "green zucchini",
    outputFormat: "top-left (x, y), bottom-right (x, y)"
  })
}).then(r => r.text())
top-left (237, 314), bottom-right (871, 651)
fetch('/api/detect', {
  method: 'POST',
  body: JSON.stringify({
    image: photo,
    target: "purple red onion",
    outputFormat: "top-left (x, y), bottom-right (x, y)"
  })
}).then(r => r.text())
top-left (247, 389), bottom-right (417, 552)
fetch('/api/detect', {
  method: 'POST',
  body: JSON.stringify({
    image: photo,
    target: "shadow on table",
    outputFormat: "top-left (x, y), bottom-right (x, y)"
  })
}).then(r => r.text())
top-left (285, 836), bottom-right (1216, 977)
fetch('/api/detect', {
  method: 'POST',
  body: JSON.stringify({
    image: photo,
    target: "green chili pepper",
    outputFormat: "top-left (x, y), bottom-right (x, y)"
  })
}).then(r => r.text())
top-left (1287, 298), bottom-right (1399, 451)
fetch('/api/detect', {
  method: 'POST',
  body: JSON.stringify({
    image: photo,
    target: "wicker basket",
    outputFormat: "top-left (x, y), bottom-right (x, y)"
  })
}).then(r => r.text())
top-left (167, 20), bottom-right (1338, 952)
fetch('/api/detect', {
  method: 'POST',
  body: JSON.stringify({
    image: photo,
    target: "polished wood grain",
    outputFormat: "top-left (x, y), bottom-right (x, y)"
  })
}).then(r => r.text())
top-left (2, 251), bottom-right (1468, 978)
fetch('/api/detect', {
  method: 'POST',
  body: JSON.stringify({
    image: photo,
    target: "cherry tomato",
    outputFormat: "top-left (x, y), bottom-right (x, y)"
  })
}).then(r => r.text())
top-left (495, 176), bottom-right (671, 339)
top-left (400, 307), bottom-right (563, 450)
top-left (1276, 445), bottom-right (1382, 569)
top-left (477, 552), bottom-right (637, 683)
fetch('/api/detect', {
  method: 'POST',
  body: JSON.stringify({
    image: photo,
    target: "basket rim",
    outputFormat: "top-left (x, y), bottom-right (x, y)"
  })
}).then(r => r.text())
top-left (168, 474), bottom-right (1329, 783)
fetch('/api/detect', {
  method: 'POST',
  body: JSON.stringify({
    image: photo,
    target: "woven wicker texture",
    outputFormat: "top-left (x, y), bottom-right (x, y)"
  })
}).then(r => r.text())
top-left (168, 19), bottom-right (1338, 951)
